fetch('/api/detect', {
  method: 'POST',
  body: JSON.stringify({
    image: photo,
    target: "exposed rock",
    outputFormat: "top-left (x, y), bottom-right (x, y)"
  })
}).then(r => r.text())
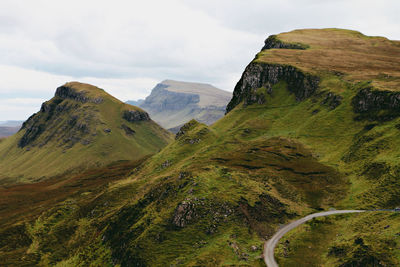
top-left (141, 83), bottom-right (200, 113)
top-left (250, 245), bottom-right (259, 252)
top-left (175, 120), bottom-right (199, 139)
top-left (55, 86), bottom-right (88, 103)
top-left (172, 201), bottom-right (196, 227)
top-left (122, 110), bottom-right (150, 122)
top-left (178, 172), bottom-right (190, 179)
top-left (352, 87), bottom-right (400, 121)
top-left (161, 160), bottom-right (171, 169)
top-left (121, 124), bottom-right (135, 135)
top-left (262, 35), bottom-right (308, 51)
top-left (312, 109), bottom-right (320, 115)
top-left (226, 62), bottom-right (319, 113)
top-left (136, 80), bottom-right (231, 129)
top-left (104, 128), bottom-right (111, 133)
top-left (322, 92), bottom-right (342, 110)
top-left (18, 123), bottom-right (44, 148)
top-left (81, 139), bottom-right (91, 145)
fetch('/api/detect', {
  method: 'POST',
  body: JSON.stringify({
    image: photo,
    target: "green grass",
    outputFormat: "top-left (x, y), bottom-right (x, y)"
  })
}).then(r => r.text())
top-left (1, 29), bottom-right (400, 266)
top-left (0, 83), bottom-right (173, 183)
top-left (276, 212), bottom-right (400, 266)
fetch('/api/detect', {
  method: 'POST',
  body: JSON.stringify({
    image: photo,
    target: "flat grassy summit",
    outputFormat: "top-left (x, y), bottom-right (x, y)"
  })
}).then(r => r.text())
top-left (0, 82), bottom-right (173, 183)
top-left (258, 28), bottom-right (400, 91)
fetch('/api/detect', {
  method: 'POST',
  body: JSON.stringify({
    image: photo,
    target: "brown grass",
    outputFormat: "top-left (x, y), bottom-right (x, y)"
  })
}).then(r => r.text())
top-left (257, 28), bottom-right (400, 91)
top-left (0, 158), bottom-right (146, 229)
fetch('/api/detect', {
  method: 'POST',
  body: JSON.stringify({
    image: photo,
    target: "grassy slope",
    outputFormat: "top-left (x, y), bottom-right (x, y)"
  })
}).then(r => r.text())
top-left (9, 82), bottom-right (352, 266)
top-left (257, 28), bottom-right (400, 91)
top-left (0, 82), bottom-right (173, 183)
top-left (253, 29), bottom-right (400, 266)
top-left (1, 29), bottom-right (400, 266)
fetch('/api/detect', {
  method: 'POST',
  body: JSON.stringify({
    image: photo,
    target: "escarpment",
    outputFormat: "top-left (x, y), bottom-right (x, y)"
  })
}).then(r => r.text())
top-left (18, 99), bottom-right (97, 148)
top-left (122, 110), bottom-right (150, 122)
top-left (226, 62), bottom-right (319, 112)
top-left (262, 35), bottom-right (308, 50)
top-left (55, 85), bottom-right (103, 104)
top-left (140, 83), bottom-right (200, 113)
top-left (136, 80), bottom-right (231, 130)
top-left (352, 87), bottom-right (400, 120)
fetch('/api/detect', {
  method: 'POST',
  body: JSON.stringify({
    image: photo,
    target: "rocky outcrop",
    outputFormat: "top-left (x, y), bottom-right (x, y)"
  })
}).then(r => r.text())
top-left (55, 86), bottom-right (103, 104)
top-left (122, 110), bottom-right (150, 122)
top-left (18, 123), bottom-right (44, 148)
top-left (18, 97), bottom-right (96, 148)
top-left (172, 201), bottom-right (196, 227)
top-left (121, 124), bottom-right (135, 135)
top-left (226, 62), bottom-right (319, 113)
top-left (322, 92), bottom-right (342, 110)
top-left (352, 87), bottom-right (400, 121)
top-left (262, 35), bottom-right (308, 51)
top-left (175, 120), bottom-right (199, 139)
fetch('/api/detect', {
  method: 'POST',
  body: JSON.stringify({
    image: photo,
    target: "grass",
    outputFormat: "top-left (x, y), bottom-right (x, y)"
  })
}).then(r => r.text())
top-left (0, 82), bottom-right (173, 183)
top-left (1, 29), bottom-right (400, 266)
top-left (276, 212), bottom-right (400, 266)
top-left (256, 28), bottom-right (400, 91)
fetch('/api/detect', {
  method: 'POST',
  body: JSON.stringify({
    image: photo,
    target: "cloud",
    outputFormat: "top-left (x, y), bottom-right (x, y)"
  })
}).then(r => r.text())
top-left (0, 98), bottom-right (44, 121)
top-left (0, 0), bottom-right (399, 120)
top-left (0, 65), bottom-right (160, 120)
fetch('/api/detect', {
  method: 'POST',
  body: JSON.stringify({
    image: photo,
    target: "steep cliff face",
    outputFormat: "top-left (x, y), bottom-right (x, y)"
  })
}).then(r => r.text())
top-left (352, 87), bottom-right (400, 120)
top-left (138, 80), bottom-right (232, 130)
top-left (262, 34), bottom-right (308, 50)
top-left (122, 110), bottom-right (150, 122)
top-left (226, 62), bottom-right (319, 113)
top-left (18, 87), bottom-right (101, 148)
top-left (221, 29), bottom-right (400, 266)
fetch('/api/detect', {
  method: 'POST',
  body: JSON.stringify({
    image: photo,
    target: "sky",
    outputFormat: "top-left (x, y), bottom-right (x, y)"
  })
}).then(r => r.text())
top-left (0, 0), bottom-right (399, 121)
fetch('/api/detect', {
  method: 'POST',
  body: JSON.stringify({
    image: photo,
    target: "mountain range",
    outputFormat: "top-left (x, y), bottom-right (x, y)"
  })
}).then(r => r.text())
top-left (1, 28), bottom-right (400, 266)
top-left (0, 121), bottom-right (23, 138)
top-left (129, 79), bottom-right (232, 132)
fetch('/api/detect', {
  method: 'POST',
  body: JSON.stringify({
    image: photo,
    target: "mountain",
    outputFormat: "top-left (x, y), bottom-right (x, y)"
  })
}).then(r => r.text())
top-left (0, 121), bottom-right (23, 138)
top-left (126, 99), bottom-right (144, 106)
top-left (1, 29), bottom-right (400, 266)
top-left (137, 79), bottom-right (232, 131)
top-left (0, 82), bottom-right (173, 184)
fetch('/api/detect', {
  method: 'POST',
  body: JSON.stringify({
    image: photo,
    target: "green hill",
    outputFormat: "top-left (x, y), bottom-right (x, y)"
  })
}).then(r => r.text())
top-left (0, 82), bottom-right (173, 184)
top-left (1, 29), bottom-right (400, 266)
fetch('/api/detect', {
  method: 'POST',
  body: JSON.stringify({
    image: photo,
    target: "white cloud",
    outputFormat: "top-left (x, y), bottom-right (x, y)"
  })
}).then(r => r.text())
top-left (0, 0), bottom-right (399, 120)
top-left (0, 98), bottom-right (44, 121)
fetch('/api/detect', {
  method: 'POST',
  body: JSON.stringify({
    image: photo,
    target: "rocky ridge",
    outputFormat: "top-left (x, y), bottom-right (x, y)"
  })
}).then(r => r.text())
top-left (352, 86), bottom-right (400, 120)
top-left (226, 62), bottom-right (319, 113)
top-left (262, 34), bottom-right (308, 50)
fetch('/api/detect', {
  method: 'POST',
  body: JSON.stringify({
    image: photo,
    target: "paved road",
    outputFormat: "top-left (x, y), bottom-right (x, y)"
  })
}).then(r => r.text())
top-left (263, 210), bottom-right (365, 267)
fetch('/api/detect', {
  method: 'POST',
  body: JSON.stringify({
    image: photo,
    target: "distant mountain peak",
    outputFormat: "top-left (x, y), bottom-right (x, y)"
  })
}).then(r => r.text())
top-left (134, 80), bottom-right (232, 130)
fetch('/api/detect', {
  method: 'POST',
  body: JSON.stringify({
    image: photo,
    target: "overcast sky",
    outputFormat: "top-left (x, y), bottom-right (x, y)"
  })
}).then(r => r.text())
top-left (0, 0), bottom-right (399, 121)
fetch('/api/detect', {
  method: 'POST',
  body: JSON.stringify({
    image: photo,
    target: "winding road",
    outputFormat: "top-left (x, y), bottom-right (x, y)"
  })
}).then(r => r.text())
top-left (263, 210), bottom-right (366, 267)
